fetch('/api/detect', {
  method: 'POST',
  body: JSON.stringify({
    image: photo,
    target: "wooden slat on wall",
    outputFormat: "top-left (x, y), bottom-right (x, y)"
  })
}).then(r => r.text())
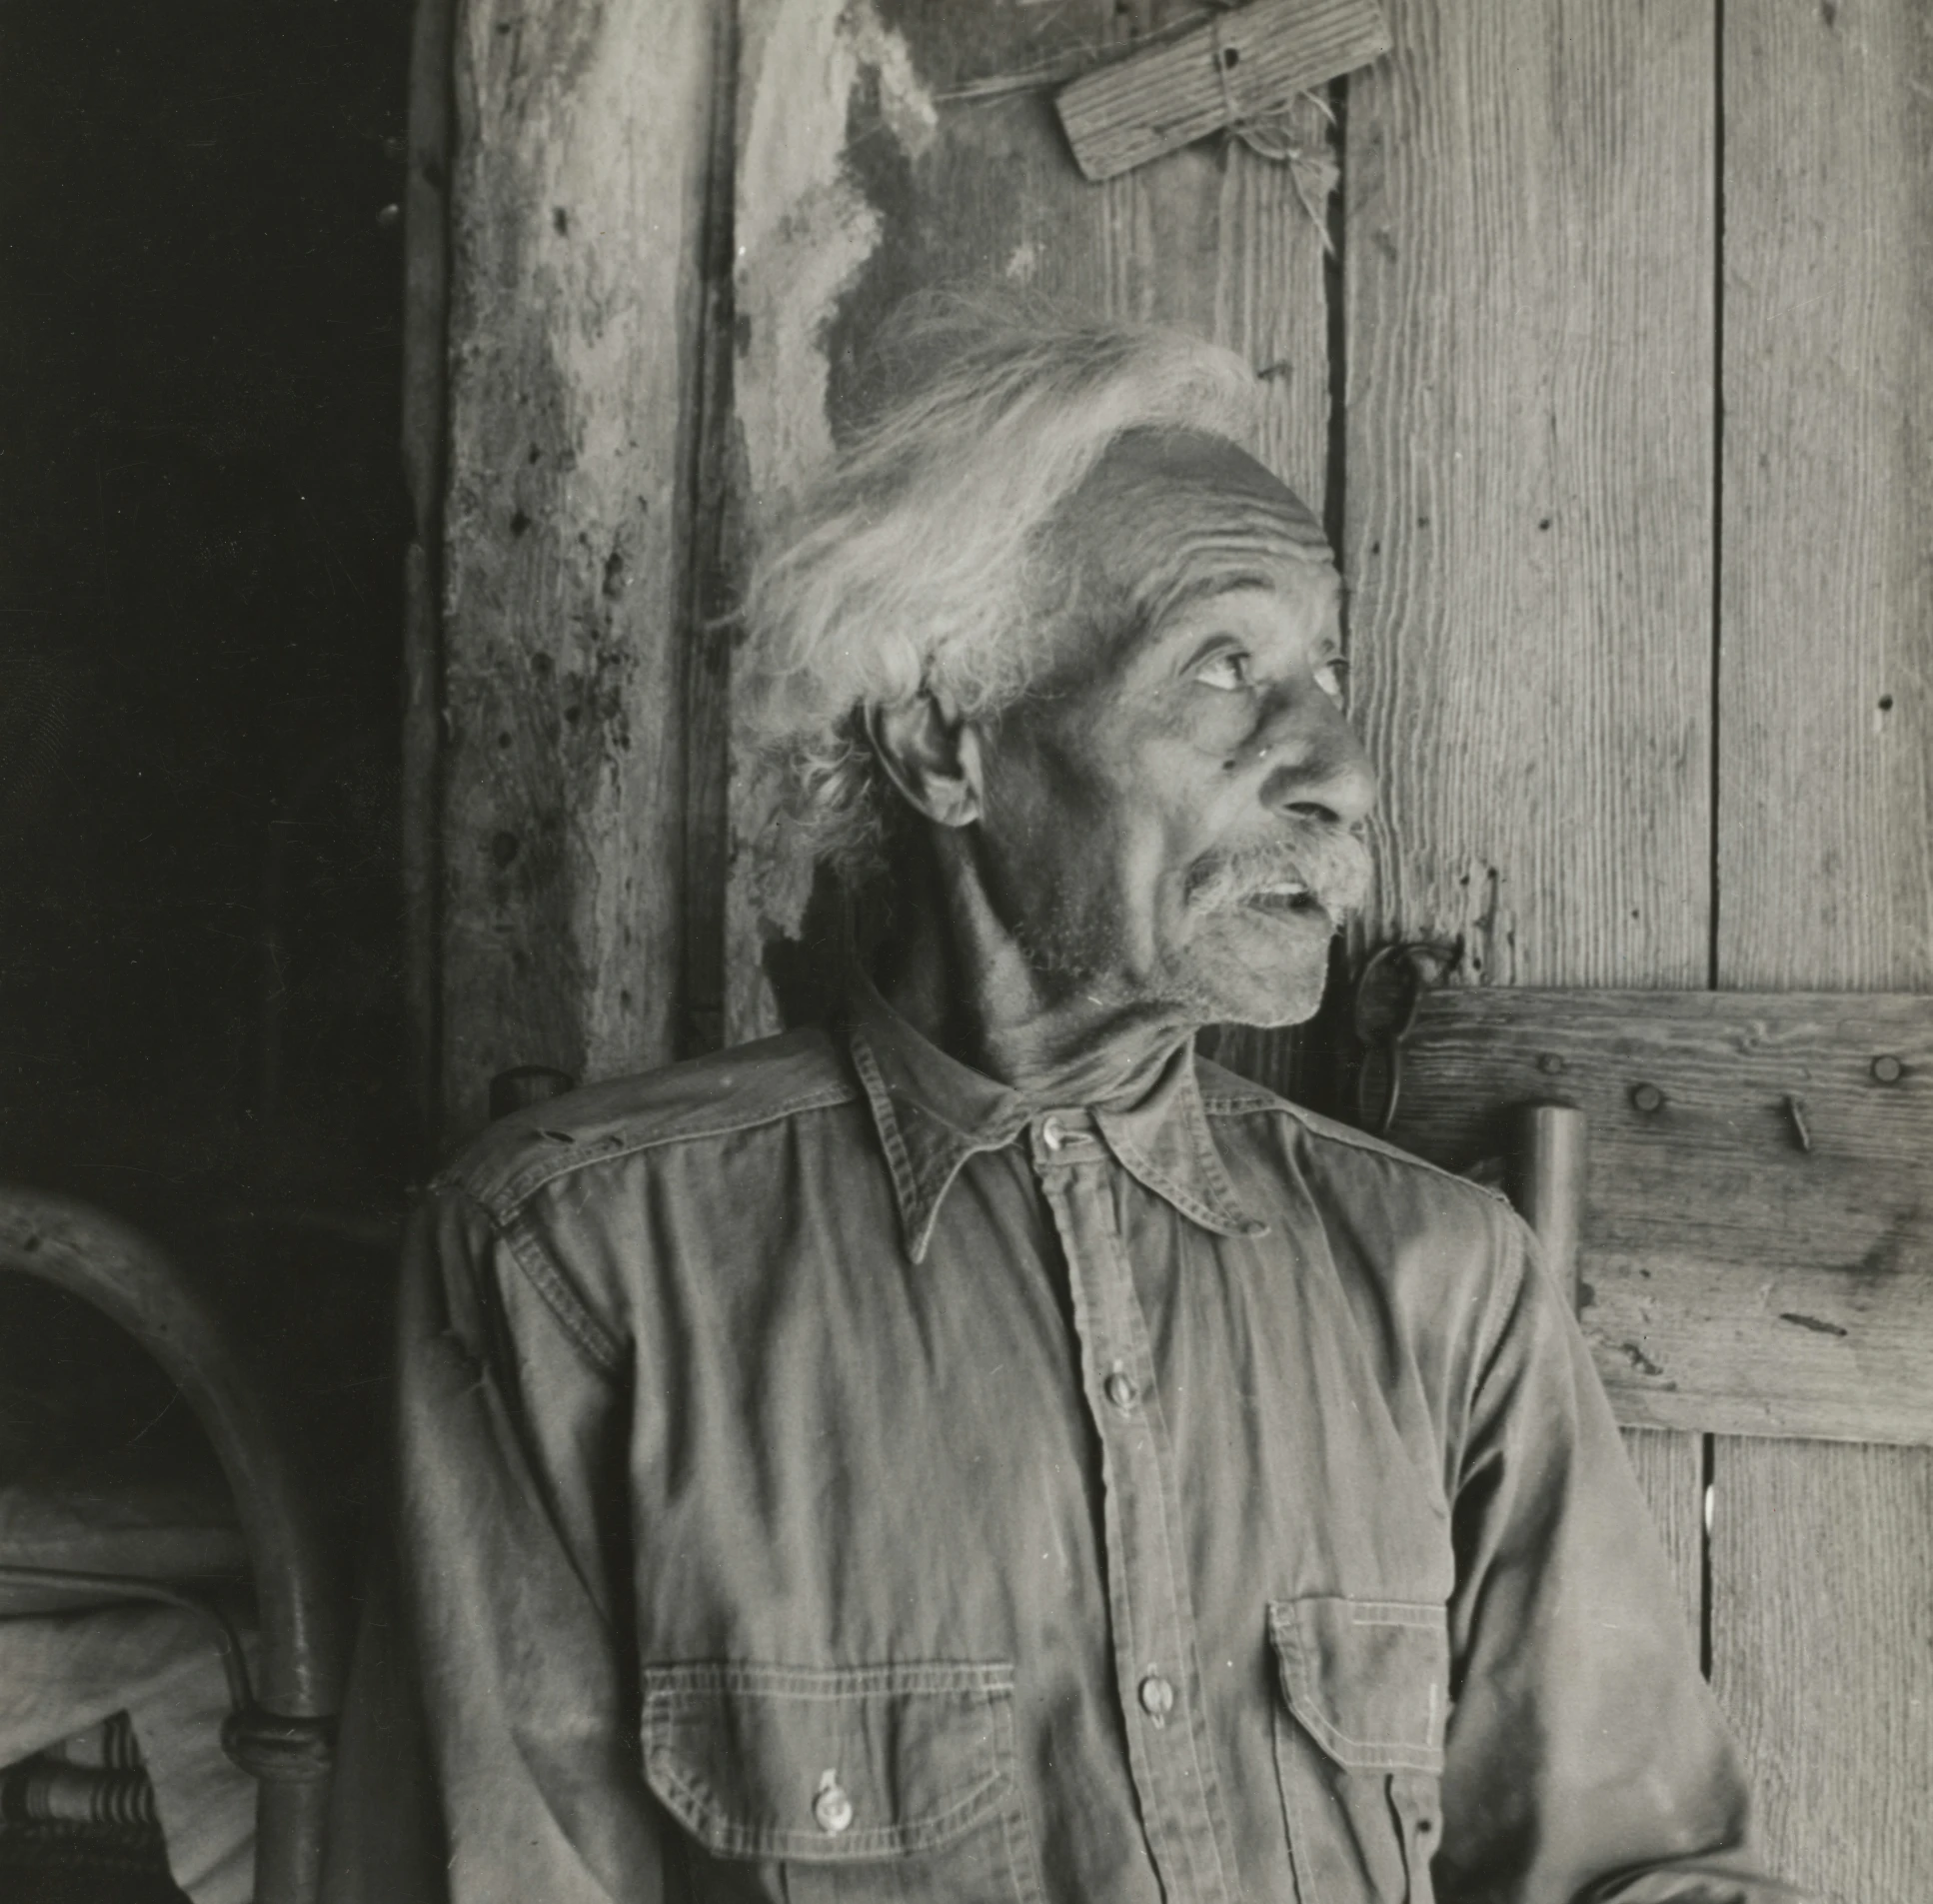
top-left (1623, 1427), bottom-right (1704, 1637)
top-left (1714, 2), bottom-right (1933, 1897)
top-left (1342, 0), bottom-right (1715, 1627)
top-left (1712, 1442), bottom-right (1933, 1902)
top-left (436, 0), bottom-right (720, 1137)
top-left (1380, 988), bottom-right (1933, 1444)
top-left (726, 0), bottom-right (1330, 1047)
top-left (1343, 0), bottom-right (1715, 991)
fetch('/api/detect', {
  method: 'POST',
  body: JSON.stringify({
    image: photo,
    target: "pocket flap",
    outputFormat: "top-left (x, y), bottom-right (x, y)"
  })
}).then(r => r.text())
top-left (1267, 1598), bottom-right (1448, 1775)
top-left (640, 1661), bottom-right (1016, 1861)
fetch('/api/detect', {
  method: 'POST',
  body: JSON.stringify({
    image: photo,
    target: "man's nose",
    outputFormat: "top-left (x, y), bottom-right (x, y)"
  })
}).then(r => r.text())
top-left (1253, 681), bottom-right (1378, 831)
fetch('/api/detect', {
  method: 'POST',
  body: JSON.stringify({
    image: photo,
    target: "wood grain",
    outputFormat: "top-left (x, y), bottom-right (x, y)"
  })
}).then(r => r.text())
top-left (1713, 4), bottom-right (1933, 1894)
top-left (1343, 0), bottom-right (1716, 989)
top-left (437, 0), bottom-right (718, 1137)
top-left (726, 0), bottom-right (1331, 1044)
top-left (1718, 0), bottom-right (1933, 997)
top-left (1376, 986), bottom-right (1933, 1442)
top-left (1621, 1427), bottom-right (1704, 1640)
top-left (1055, 0), bottom-right (1390, 182)
top-left (1711, 1439), bottom-right (1933, 1903)
top-left (1339, 0), bottom-right (1711, 1691)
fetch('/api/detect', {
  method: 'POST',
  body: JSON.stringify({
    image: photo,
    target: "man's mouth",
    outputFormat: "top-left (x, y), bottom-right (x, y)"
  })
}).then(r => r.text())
top-left (1241, 877), bottom-right (1324, 918)
top-left (1185, 835), bottom-right (1370, 925)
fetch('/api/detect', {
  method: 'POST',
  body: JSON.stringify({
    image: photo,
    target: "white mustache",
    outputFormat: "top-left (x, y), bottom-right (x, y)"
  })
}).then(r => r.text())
top-left (1184, 831), bottom-right (1373, 919)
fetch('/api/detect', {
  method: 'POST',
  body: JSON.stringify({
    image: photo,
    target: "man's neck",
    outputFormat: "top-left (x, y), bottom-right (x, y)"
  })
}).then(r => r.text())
top-left (865, 839), bottom-right (1197, 1107)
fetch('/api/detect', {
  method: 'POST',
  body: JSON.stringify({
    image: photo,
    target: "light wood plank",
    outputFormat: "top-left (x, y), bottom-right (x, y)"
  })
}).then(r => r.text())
top-left (1718, 0), bottom-right (1933, 996)
top-left (1340, 0), bottom-right (1713, 1677)
top-left (1343, 0), bottom-right (1715, 989)
top-left (1622, 1426), bottom-right (1704, 1642)
top-left (1377, 987), bottom-right (1933, 1442)
top-left (1055, 0), bottom-right (1389, 182)
top-left (726, 0), bottom-right (1331, 1044)
top-left (436, 0), bottom-right (718, 1136)
top-left (1714, 6), bottom-right (1933, 1896)
top-left (1711, 1439), bottom-right (1933, 1903)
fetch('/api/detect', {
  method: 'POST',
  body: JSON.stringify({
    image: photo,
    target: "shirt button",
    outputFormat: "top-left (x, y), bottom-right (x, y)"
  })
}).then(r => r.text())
top-left (813, 1770), bottom-right (853, 1835)
top-left (1104, 1366), bottom-right (1140, 1411)
top-left (1138, 1672), bottom-right (1175, 1723)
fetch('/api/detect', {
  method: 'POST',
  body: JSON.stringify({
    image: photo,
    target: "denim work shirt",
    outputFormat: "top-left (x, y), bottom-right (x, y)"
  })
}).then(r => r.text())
top-left (396, 979), bottom-right (1789, 1904)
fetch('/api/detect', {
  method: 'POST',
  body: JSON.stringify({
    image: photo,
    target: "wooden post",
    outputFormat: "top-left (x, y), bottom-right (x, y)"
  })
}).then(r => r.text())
top-left (1506, 1101), bottom-right (1586, 1311)
top-left (427, 0), bottom-right (724, 1140)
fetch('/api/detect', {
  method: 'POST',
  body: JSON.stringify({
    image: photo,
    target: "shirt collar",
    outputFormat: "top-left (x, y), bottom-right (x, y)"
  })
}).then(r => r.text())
top-left (844, 969), bottom-right (1268, 1262)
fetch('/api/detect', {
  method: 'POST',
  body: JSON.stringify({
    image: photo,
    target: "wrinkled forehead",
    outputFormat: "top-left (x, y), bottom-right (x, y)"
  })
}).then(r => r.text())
top-left (1051, 427), bottom-right (1338, 634)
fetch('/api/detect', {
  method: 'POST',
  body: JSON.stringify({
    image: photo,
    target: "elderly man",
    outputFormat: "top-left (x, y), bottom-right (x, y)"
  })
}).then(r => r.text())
top-left (392, 312), bottom-right (1792, 1902)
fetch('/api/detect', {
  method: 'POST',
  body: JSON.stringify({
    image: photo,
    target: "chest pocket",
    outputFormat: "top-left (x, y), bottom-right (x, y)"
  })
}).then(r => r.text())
top-left (1268, 1598), bottom-right (1448, 1904)
top-left (640, 1661), bottom-right (1041, 1904)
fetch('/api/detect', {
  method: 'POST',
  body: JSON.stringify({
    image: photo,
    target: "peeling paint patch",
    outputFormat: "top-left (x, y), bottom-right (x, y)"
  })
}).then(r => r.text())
top-left (729, 0), bottom-right (938, 1030)
top-left (736, 0), bottom-right (934, 520)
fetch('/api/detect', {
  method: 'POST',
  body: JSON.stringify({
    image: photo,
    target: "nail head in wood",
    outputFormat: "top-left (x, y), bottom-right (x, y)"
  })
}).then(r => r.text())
top-left (1872, 1053), bottom-right (1904, 1083)
top-left (1630, 1081), bottom-right (1666, 1115)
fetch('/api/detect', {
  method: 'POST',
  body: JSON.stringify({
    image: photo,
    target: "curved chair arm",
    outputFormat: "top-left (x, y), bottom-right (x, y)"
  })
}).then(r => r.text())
top-left (0, 1185), bottom-right (343, 1904)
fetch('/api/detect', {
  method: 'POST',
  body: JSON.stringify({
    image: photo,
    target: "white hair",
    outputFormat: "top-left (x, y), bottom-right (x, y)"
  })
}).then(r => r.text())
top-left (740, 299), bottom-right (1266, 882)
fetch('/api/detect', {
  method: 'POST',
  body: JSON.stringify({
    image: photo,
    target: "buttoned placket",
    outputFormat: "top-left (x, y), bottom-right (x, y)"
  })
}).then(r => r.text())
top-left (1030, 1109), bottom-right (1242, 1904)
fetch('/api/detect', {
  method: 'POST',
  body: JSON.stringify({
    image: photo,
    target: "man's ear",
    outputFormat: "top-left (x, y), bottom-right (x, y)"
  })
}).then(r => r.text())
top-left (866, 693), bottom-right (983, 831)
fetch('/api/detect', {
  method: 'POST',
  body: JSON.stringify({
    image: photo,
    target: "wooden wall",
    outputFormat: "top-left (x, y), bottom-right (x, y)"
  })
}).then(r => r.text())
top-left (1712, 3), bottom-right (1931, 1891)
top-left (412, 0), bottom-right (1932, 1896)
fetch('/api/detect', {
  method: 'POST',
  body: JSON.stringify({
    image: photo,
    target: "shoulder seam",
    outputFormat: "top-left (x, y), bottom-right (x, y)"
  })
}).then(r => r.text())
top-left (1200, 1092), bottom-right (1511, 1206)
top-left (472, 1082), bottom-right (859, 1217)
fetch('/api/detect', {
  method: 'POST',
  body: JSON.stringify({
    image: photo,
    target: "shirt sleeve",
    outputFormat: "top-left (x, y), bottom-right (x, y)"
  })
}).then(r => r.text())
top-left (395, 1183), bottom-right (666, 1903)
top-left (1436, 1210), bottom-right (1806, 1904)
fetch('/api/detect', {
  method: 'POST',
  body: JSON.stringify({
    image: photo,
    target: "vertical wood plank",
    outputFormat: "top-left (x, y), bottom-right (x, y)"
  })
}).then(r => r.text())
top-left (1342, 0), bottom-right (1714, 1649)
top-left (436, 0), bottom-right (718, 1136)
top-left (1622, 1426), bottom-right (1705, 1640)
top-left (1718, 0), bottom-right (1933, 995)
top-left (1711, 1440), bottom-right (1933, 1902)
top-left (1715, 6), bottom-right (1933, 1898)
top-left (1343, 0), bottom-right (1715, 989)
top-left (725, 0), bottom-right (1330, 1044)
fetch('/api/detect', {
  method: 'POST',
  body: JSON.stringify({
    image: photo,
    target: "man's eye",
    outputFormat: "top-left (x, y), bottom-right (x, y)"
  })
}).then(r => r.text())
top-left (1314, 657), bottom-right (1351, 705)
top-left (1193, 651), bottom-right (1251, 692)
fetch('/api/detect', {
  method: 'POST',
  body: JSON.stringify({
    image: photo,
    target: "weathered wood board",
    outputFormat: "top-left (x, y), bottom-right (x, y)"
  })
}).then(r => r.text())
top-left (1713, 2), bottom-right (1933, 1895)
top-left (1718, 0), bottom-right (1932, 1001)
top-left (1055, 0), bottom-right (1390, 183)
top-left (1341, 0), bottom-right (1713, 1661)
top-left (1378, 987), bottom-right (1933, 1444)
top-left (1622, 1426), bottom-right (1705, 1639)
top-left (1343, 0), bottom-right (1715, 990)
top-left (436, 0), bottom-right (721, 1136)
top-left (726, 0), bottom-right (1333, 1049)
top-left (1712, 1439), bottom-right (1933, 1903)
